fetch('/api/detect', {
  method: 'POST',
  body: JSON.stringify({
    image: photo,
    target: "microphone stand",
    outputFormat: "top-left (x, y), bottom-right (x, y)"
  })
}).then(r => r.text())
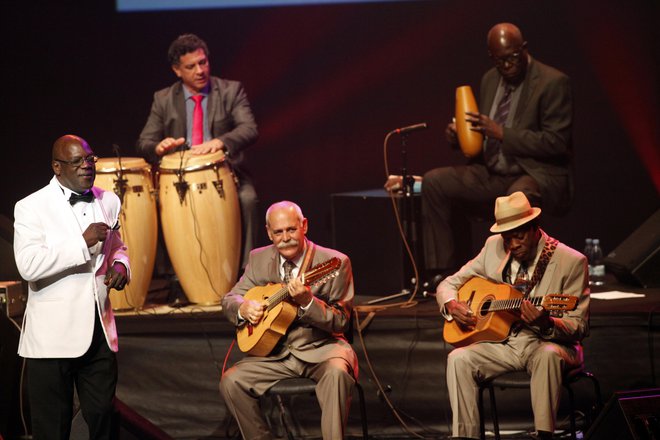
top-left (367, 133), bottom-right (421, 305)
top-left (112, 144), bottom-right (128, 205)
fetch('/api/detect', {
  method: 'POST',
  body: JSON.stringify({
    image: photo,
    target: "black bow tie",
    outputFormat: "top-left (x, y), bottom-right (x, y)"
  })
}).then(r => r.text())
top-left (69, 192), bottom-right (94, 205)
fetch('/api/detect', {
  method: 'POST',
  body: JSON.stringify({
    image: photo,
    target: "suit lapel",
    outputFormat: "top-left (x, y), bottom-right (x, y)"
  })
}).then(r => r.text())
top-left (535, 257), bottom-right (557, 296)
top-left (206, 77), bottom-right (218, 127)
top-left (268, 246), bottom-right (281, 282)
top-left (91, 187), bottom-right (113, 272)
top-left (496, 252), bottom-right (511, 283)
top-left (91, 187), bottom-right (111, 224)
top-left (481, 70), bottom-right (499, 115)
top-left (48, 178), bottom-right (84, 239)
top-left (514, 58), bottom-right (539, 122)
top-left (173, 83), bottom-right (187, 139)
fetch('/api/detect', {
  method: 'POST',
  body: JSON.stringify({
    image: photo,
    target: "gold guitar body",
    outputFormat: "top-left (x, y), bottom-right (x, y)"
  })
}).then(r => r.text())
top-left (443, 277), bottom-right (577, 348)
top-left (236, 284), bottom-right (298, 357)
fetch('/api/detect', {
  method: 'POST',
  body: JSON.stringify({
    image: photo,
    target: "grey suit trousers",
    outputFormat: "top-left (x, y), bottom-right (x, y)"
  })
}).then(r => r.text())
top-left (220, 354), bottom-right (355, 440)
top-left (446, 329), bottom-right (582, 439)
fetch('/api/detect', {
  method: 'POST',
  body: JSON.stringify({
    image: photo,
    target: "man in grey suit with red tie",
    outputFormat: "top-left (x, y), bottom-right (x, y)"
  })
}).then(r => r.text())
top-left (421, 23), bottom-right (574, 282)
top-left (137, 33), bottom-right (259, 267)
top-left (220, 201), bottom-right (357, 440)
top-left (14, 134), bottom-right (130, 439)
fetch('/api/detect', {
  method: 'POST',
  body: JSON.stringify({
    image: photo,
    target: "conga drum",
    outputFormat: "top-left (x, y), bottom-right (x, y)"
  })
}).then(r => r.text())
top-left (455, 85), bottom-right (484, 158)
top-left (95, 157), bottom-right (158, 310)
top-left (158, 150), bottom-right (241, 305)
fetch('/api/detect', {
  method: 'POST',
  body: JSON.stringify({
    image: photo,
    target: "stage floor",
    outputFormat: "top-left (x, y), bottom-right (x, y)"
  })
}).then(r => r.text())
top-left (108, 276), bottom-right (659, 439)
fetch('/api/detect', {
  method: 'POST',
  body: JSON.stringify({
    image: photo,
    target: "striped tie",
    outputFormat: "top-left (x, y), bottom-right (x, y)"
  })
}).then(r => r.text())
top-left (513, 263), bottom-right (531, 296)
top-left (283, 260), bottom-right (295, 283)
top-left (484, 86), bottom-right (514, 169)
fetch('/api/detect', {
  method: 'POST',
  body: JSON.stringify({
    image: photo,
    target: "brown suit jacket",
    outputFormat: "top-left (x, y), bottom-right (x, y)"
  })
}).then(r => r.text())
top-left (222, 241), bottom-right (358, 370)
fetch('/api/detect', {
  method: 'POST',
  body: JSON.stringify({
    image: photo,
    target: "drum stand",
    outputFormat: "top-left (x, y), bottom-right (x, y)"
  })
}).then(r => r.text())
top-left (112, 145), bottom-right (128, 203)
top-left (368, 133), bottom-right (423, 305)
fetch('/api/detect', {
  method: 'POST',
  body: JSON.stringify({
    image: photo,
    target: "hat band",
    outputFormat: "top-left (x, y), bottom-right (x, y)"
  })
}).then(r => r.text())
top-left (496, 209), bottom-right (533, 225)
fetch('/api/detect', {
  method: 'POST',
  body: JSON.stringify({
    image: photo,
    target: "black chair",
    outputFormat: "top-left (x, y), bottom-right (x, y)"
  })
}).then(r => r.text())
top-left (263, 376), bottom-right (369, 439)
top-left (262, 314), bottom-right (369, 439)
top-left (478, 367), bottom-right (603, 440)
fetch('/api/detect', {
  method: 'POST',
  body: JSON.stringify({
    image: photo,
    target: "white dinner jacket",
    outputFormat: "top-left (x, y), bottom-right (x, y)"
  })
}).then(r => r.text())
top-left (14, 176), bottom-right (130, 358)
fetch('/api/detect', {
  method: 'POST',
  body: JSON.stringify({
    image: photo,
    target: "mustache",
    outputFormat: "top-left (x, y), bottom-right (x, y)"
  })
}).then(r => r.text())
top-left (276, 239), bottom-right (299, 249)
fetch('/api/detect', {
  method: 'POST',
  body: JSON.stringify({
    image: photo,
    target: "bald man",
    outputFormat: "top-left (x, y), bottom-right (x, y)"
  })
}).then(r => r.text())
top-left (220, 201), bottom-right (357, 440)
top-left (421, 23), bottom-right (574, 284)
top-left (14, 135), bottom-right (130, 439)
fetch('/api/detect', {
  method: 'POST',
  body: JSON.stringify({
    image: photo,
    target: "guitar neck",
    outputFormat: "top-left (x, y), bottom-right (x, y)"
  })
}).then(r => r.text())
top-left (262, 257), bottom-right (341, 312)
top-left (487, 295), bottom-right (545, 312)
top-left (265, 287), bottom-right (290, 311)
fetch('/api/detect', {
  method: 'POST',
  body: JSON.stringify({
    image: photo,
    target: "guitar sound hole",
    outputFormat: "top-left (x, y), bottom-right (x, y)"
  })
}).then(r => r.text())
top-left (479, 300), bottom-right (491, 317)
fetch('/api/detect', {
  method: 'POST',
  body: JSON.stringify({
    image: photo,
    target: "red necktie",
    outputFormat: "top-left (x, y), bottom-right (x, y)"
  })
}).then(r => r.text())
top-left (191, 95), bottom-right (204, 146)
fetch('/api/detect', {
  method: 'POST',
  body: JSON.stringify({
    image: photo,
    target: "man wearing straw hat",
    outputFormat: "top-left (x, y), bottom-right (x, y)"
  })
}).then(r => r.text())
top-left (436, 192), bottom-right (589, 440)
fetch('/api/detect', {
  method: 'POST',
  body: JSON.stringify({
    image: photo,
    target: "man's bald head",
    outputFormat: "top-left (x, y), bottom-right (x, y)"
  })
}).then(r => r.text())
top-left (265, 200), bottom-right (305, 227)
top-left (487, 23), bottom-right (524, 51)
top-left (265, 201), bottom-right (308, 261)
top-left (487, 23), bottom-right (529, 85)
top-left (52, 134), bottom-right (89, 160)
top-left (52, 134), bottom-right (96, 193)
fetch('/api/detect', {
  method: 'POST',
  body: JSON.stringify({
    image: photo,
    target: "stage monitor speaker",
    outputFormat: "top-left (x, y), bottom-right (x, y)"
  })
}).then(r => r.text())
top-left (331, 189), bottom-right (422, 296)
top-left (604, 209), bottom-right (660, 288)
top-left (585, 388), bottom-right (660, 440)
top-left (70, 397), bottom-right (172, 439)
top-left (1, 281), bottom-right (26, 318)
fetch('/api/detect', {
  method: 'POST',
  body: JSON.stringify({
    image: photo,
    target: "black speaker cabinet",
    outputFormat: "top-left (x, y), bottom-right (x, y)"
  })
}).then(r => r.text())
top-left (604, 209), bottom-right (660, 288)
top-left (331, 189), bottom-right (422, 296)
top-left (585, 388), bottom-right (660, 440)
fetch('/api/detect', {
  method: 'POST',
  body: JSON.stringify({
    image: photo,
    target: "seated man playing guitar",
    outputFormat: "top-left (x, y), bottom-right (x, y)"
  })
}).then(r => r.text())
top-left (436, 191), bottom-right (590, 440)
top-left (220, 200), bottom-right (358, 440)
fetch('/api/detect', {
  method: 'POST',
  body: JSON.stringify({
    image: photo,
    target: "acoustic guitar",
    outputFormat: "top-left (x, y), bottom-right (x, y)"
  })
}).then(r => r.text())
top-left (236, 257), bottom-right (342, 356)
top-left (442, 277), bottom-right (578, 348)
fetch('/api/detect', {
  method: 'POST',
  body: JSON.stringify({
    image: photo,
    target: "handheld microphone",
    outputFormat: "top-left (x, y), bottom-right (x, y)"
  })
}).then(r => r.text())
top-left (391, 122), bottom-right (428, 135)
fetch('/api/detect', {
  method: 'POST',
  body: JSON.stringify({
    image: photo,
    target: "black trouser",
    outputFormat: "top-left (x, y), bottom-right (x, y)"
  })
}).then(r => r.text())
top-left (27, 313), bottom-right (118, 440)
top-left (422, 164), bottom-right (541, 272)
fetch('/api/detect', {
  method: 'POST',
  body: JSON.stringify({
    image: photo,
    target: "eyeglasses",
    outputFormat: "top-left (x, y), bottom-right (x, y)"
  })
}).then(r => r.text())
top-left (491, 51), bottom-right (524, 67)
top-left (54, 155), bottom-right (99, 167)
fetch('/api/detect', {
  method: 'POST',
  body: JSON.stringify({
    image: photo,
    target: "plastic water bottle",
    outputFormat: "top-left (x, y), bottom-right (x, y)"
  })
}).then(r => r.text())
top-left (583, 238), bottom-right (593, 261)
top-left (589, 239), bottom-right (606, 286)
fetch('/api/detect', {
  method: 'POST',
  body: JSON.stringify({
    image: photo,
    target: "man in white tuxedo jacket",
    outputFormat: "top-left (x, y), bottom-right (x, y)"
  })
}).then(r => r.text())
top-left (13, 134), bottom-right (130, 440)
